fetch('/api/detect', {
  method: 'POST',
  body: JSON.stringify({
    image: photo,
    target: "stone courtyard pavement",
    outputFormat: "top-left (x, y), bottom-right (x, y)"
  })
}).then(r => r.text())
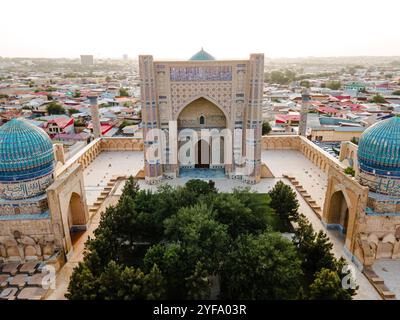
top-left (372, 260), bottom-right (400, 299)
top-left (83, 151), bottom-right (144, 205)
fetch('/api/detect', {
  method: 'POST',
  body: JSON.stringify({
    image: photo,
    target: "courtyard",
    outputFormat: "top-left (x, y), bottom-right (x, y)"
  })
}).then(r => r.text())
top-left (60, 148), bottom-right (382, 300)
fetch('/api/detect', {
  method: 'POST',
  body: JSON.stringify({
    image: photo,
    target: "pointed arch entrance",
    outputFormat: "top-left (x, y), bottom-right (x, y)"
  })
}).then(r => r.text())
top-left (326, 190), bottom-right (350, 236)
top-left (68, 192), bottom-right (87, 245)
top-left (177, 97), bottom-right (228, 171)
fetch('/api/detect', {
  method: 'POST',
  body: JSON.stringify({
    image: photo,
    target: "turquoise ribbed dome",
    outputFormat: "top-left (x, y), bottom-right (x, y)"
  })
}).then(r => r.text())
top-left (0, 118), bottom-right (54, 181)
top-left (189, 48), bottom-right (215, 61)
top-left (358, 116), bottom-right (400, 178)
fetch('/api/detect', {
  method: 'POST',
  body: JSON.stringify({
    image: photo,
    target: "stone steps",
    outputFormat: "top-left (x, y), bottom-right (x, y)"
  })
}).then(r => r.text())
top-left (284, 174), bottom-right (323, 221)
top-left (363, 267), bottom-right (397, 300)
top-left (87, 176), bottom-right (125, 216)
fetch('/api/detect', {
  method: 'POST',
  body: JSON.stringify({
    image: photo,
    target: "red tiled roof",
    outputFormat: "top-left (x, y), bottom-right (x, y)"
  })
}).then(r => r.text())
top-left (335, 95), bottom-right (351, 100)
top-left (275, 114), bottom-right (300, 123)
top-left (87, 123), bottom-right (113, 135)
top-left (46, 117), bottom-right (74, 129)
top-left (317, 106), bottom-right (340, 114)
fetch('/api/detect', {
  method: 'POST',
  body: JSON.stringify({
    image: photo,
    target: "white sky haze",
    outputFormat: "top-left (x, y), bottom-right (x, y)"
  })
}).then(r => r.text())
top-left (1, 0), bottom-right (400, 59)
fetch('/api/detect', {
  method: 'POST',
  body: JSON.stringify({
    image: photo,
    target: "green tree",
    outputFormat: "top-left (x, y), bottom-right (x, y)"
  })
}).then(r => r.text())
top-left (119, 87), bottom-right (130, 97)
top-left (293, 214), bottom-right (357, 299)
top-left (68, 108), bottom-right (80, 115)
top-left (185, 261), bottom-right (212, 300)
top-left (221, 232), bottom-right (303, 299)
top-left (164, 203), bottom-right (230, 271)
top-left (121, 176), bottom-right (140, 199)
top-left (144, 242), bottom-right (193, 299)
top-left (65, 259), bottom-right (99, 300)
top-left (351, 137), bottom-right (359, 145)
top-left (308, 268), bottom-right (354, 300)
top-left (66, 260), bottom-right (165, 300)
top-left (268, 181), bottom-right (299, 230)
top-left (212, 192), bottom-right (270, 238)
top-left (325, 81), bottom-right (341, 90)
top-left (294, 214), bottom-right (336, 282)
top-left (371, 94), bottom-right (386, 103)
top-left (184, 179), bottom-right (216, 196)
top-left (73, 90), bottom-right (81, 98)
top-left (45, 86), bottom-right (57, 92)
top-left (300, 80), bottom-right (311, 88)
top-left (265, 70), bottom-right (296, 85)
top-left (46, 102), bottom-right (65, 115)
top-left (262, 121), bottom-right (272, 135)
top-left (344, 167), bottom-right (355, 177)
top-left (392, 90), bottom-right (400, 96)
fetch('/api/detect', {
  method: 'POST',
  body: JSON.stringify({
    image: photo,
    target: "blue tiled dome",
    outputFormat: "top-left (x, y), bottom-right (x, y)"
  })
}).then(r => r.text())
top-left (358, 116), bottom-right (400, 178)
top-left (189, 48), bottom-right (215, 61)
top-left (0, 118), bottom-right (54, 181)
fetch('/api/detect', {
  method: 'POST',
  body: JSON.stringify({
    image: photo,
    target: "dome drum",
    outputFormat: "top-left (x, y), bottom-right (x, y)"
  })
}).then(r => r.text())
top-left (357, 116), bottom-right (400, 197)
top-left (0, 118), bottom-right (55, 201)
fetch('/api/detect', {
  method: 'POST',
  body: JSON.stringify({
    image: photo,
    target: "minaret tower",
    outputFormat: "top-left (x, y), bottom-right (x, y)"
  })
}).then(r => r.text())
top-left (243, 53), bottom-right (264, 184)
top-left (88, 94), bottom-right (102, 139)
top-left (299, 89), bottom-right (310, 137)
top-left (139, 55), bottom-right (163, 184)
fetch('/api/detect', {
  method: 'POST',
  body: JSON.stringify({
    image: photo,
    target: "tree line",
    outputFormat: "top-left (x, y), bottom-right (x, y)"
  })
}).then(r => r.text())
top-left (66, 178), bottom-right (357, 300)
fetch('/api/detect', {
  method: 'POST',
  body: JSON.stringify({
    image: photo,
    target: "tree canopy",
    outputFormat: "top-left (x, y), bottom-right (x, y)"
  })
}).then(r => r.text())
top-left (67, 179), bottom-right (357, 300)
top-left (46, 101), bottom-right (65, 115)
top-left (119, 87), bottom-right (130, 97)
top-left (371, 94), bottom-right (386, 103)
top-left (268, 181), bottom-right (299, 231)
top-left (325, 81), bottom-right (341, 90)
top-left (262, 121), bottom-right (272, 135)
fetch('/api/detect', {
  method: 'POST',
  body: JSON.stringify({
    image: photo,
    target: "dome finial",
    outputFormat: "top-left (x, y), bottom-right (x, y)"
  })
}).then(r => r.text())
top-left (189, 48), bottom-right (215, 61)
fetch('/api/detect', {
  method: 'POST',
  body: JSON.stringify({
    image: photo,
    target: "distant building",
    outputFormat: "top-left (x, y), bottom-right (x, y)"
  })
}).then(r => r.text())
top-left (80, 55), bottom-right (94, 66)
top-left (310, 126), bottom-right (365, 142)
top-left (44, 116), bottom-right (74, 136)
top-left (344, 82), bottom-right (366, 92)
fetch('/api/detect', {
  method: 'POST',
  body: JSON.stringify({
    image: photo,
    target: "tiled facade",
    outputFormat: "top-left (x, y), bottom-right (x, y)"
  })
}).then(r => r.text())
top-left (139, 53), bottom-right (264, 184)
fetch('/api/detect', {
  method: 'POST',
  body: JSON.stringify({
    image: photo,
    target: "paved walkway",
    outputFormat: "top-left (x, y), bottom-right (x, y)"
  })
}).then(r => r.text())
top-left (262, 150), bottom-right (380, 300)
top-left (45, 194), bottom-right (120, 300)
top-left (372, 260), bottom-right (400, 299)
top-left (83, 151), bottom-right (143, 205)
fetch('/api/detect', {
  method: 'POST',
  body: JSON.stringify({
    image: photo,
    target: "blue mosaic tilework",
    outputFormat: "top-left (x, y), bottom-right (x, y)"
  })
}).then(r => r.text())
top-left (0, 211), bottom-right (50, 221)
top-left (358, 116), bottom-right (400, 177)
top-left (0, 118), bottom-right (54, 181)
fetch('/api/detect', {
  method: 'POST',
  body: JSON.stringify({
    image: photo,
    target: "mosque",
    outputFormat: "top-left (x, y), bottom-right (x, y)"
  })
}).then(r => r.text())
top-left (139, 49), bottom-right (264, 184)
top-left (0, 50), bottom-right (399, 277)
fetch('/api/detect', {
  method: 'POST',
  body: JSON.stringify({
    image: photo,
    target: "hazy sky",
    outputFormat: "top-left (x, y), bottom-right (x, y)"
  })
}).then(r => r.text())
top-left (1, 0), bottom-right (400, 59)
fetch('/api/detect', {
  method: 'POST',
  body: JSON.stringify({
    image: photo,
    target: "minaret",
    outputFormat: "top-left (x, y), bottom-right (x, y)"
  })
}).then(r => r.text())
top-left (88, 94), bottom-right (102, 139)
top-left (139, 55), bottom-right (163, 184)
top-left (243, 53), bottom-right (264, 184)
top-left (299, 89), bottom-right (310, 137)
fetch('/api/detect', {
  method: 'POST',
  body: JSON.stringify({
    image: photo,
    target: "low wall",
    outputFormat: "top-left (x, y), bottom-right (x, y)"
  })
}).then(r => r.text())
top-left (55, 137), bottom-right (144, 177)
top-left (339, 141), bottom-right (359, 174)
top-left (261, 135), bottom-right (345, 174)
